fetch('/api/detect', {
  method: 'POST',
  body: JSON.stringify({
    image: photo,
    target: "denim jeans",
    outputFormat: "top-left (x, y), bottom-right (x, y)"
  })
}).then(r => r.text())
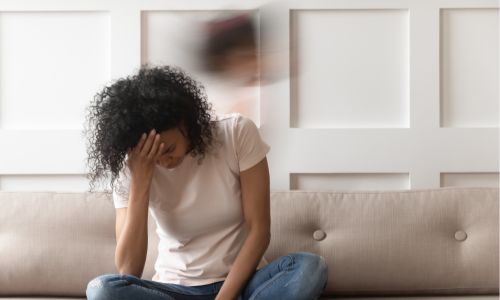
top-left (86, 252), bottom-right (328, 300)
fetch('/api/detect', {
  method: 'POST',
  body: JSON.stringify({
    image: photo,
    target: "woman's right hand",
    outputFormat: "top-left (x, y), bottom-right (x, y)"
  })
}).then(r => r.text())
top-left (126, 129), bottom-right (164, 188)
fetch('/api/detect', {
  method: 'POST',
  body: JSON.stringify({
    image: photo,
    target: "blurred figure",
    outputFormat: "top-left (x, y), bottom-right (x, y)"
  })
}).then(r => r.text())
top-left (201, 13), bottom-right (258, 87)
top-left (194, 12), bottom-right (261, 124)
top-left (190, 5), bottom-right (287, 125)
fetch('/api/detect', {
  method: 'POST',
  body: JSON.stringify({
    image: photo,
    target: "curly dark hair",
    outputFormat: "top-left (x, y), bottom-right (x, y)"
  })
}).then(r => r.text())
top-left (84, 65), bottom-right (216, 192)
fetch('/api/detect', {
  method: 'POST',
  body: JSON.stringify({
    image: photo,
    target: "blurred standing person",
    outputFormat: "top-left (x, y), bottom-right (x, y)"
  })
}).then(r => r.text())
top-left (199, 13), bottom-right (261, 125)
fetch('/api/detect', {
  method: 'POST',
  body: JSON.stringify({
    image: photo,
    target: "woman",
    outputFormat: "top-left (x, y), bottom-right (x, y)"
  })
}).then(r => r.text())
top-left (84, 65), bottom-right (328, 300)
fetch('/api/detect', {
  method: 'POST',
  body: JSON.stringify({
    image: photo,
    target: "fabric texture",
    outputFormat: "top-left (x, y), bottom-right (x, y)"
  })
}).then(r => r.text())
top-left (112, 113), bottom-right (271, 286)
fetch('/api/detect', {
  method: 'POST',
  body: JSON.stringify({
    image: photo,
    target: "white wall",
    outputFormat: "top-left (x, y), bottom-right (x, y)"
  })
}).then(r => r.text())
top-left (0, 0), bottom-right (498, 192)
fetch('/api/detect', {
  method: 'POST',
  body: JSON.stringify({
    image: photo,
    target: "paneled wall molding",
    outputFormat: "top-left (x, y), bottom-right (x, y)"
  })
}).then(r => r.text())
top-left (0, 130), bottom-right (86, 174)
top-left (0, 0), bottom-right (497, 191)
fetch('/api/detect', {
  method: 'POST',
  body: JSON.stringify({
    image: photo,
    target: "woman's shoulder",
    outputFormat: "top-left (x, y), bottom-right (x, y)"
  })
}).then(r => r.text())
top-left (207, 113), bottom-right (249, 154)
top-left (214, 112), bottom-right (243, 123)
top-left (214, 112), bottom-right (256, 130)
top-left (213, 112), bottom-right (241, 135)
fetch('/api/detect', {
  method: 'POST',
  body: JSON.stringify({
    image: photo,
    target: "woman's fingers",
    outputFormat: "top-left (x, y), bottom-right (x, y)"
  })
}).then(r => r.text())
top-left (127, 129), bottom-right (163, 179)
top-left (133, 132), bottom-right (147, 154)
top-left (131, 129), bottom-right (164, 163)
top-left (155, 143), bottom-right (164, 160)
top-left (140, 130), bottom-right (156, 156)
top-left (148, 134), bottom-right (163, 159)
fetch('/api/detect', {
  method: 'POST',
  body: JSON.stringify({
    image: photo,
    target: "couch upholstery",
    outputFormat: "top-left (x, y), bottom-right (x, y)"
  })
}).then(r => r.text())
top-left (0, 187), bottom-right (498, 299)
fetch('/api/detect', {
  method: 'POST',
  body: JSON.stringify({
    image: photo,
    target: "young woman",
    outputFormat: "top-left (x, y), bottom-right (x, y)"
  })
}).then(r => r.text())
top-left (84, 65), bottom-right (328, 300)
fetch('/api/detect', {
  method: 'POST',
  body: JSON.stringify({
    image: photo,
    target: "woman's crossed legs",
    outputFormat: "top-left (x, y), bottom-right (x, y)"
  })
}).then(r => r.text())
top-left (86, 252), bottom-right (328, 300)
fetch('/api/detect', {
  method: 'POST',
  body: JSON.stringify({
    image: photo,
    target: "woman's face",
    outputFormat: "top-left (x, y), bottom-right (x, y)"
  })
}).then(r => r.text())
top-left (155, 125), bottom-right (190, 170)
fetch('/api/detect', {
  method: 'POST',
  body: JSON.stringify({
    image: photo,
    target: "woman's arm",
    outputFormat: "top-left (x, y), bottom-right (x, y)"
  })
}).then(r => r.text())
top-left (115, 182), bottom-right (151, 277)
top-left (115, 130), bottom-right (164, 277)
top-left (216, 157), bottom-right (271, 300)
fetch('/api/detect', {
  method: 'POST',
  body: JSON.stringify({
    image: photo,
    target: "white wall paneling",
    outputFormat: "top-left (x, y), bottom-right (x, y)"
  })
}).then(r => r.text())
top-left (280, 128), bottom-right (498, 190)
top-left (0, 11), bottom-right (110, 130)
top-left (261, 0), bottom-right (499, 190)
top-left (440, 172), bottom-right (500, 188)
top-left (291, 173), bottom-right (410, 191)
top-left (0, 0), bottom-right (497, 192)
top-left (0, 130), bottom-right (86, 170)
top-left (290, 9), bottom-right (410, 129)
top-left (0, 175), bottom-right (90, 192)
top-left (440, 8), bottom-right (499, 128)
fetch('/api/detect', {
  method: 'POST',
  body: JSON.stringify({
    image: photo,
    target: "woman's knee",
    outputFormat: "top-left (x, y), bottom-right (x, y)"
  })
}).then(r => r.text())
top-left (289, 252), bottom-right (328, 295)
top-left (86, 274), bottom-right (126, 300)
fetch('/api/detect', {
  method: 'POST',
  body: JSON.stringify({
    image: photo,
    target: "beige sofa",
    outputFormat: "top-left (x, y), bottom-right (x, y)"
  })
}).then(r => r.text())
top-left (0, 187), bottom-right (498, 299)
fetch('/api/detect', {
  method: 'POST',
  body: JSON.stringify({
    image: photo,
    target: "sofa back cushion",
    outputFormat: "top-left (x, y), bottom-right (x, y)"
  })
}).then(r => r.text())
top-left (0, 192), bottom-right (157, 296)
top-left (266, 187), bottom-right (499, 297)
top-left (0, 187), bottom-right (498, 297)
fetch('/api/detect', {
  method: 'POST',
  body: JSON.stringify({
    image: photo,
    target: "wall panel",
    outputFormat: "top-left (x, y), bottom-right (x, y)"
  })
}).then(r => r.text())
top-left (440, 8), bottom-right (499, 128)
top-left (0, 11), bottom-right (110, 130)
top-left (290, 9), bottom-right (409, 129)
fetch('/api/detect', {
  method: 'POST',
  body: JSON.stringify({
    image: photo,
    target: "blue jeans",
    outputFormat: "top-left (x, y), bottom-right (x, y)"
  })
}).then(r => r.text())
top-left (86, 252), bottom-right (328, 300)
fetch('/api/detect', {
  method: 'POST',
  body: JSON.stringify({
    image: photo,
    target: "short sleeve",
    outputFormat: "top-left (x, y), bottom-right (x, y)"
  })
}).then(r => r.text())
top-left (112, 162), bottom-right (131, 209)
top-left (234, 115), bottom-right (271, 172)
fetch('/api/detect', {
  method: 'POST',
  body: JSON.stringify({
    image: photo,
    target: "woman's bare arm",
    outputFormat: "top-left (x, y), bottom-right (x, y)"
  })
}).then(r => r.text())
top-left (114, 183), bottom-right (150, 277)
top-left (216, 157), bottom-right (271, 300)
top-left (114, 130), bottom-right (164, 277)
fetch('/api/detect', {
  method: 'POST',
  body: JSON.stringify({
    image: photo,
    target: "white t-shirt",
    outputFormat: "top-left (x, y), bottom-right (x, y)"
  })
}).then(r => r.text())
top-left (112, 113), bottom-right (271, 286)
